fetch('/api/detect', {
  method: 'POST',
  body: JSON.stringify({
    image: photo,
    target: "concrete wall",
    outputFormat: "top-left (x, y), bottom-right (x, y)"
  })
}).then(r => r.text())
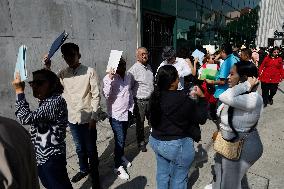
top-left (256, 0), bottom-right (284, 47)
top-left (0, 0), bottom-right (137, 118)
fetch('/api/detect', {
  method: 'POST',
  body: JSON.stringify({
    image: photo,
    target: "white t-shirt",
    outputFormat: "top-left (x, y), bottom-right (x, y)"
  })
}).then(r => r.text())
top-left (157, 57), bottom-right (192, 90)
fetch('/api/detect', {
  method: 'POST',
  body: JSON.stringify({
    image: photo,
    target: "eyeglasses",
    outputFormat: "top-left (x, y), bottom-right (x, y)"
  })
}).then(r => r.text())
top-left (28, 79), bottom-right (47, 86)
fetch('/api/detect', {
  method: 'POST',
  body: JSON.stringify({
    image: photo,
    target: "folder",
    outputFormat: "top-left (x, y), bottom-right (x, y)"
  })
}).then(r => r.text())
top-left (47, 31), bottom-right (69, 60)
top-left (14, 45), bottom-right (28, 81)
top-left (192, 49), bottom-right (205, 64)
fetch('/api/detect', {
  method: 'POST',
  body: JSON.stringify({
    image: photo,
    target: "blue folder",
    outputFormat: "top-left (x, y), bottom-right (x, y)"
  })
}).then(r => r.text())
top-left (14, 45), bottom-right (28, 81)
top-left (47, 31), bottom-right (69, 60)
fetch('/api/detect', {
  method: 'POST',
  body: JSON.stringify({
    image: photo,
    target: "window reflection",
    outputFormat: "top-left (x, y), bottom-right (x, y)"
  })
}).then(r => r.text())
top-left (176, 0), bottom-right (261, 50)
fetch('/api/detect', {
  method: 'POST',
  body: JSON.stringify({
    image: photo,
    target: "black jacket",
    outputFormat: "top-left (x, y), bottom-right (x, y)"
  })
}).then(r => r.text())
top-left (150, 90), bottom-right (208, 142)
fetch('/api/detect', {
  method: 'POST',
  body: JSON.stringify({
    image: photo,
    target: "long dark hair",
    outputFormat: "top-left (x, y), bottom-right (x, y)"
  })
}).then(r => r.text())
top-left (32, 69), bottom-right (64, 96)
top-left (228, 61), bottom-right (258, 140)
top-left (269, 46), bottom-right (280, 58)
top-left (150, 65), bottom-right (178, 127)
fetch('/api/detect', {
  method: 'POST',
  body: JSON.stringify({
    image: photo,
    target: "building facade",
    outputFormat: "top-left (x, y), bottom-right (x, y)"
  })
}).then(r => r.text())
top-left (141, 0), bottom-right (261, 70)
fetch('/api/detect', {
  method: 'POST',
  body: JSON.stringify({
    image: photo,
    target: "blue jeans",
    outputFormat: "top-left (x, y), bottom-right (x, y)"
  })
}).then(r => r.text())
top-left (69, 123), bottom-right (100, 187)
top-left (38, 154), bottom-right (73, 189)
top-left (149, 136), bottom-right (195, 189)
top-left (109, 118), bottom-right (128, 168)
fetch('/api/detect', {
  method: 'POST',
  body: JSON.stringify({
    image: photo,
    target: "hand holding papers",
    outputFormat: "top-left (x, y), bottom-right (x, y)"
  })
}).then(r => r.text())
top-left (47, 31), bottom-right (69, 60)
top-left (199, 64), bottom-right (218, 80)
top-left (106, 50), bottom-right (123, 73)
top-left (192, 49), bottom-right (205, 65)
top-left (14, 45), bottom-right (28, 81)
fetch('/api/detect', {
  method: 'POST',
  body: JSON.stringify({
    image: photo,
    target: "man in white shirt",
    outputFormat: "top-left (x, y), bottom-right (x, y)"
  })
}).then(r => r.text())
top-left (157, 46), bottom-right (192, 90)
top-left (45, 43), bottom-right (101, 188)
top-left (128, 47), bottom-right (154, 152)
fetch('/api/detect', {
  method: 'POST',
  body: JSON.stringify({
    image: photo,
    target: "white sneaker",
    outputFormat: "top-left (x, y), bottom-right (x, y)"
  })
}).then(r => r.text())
top-left (121, 156), bottom-right (132, 168)
top-left (114, 166), bottom-right (129, 180)
top-left (204, 184), bottom-right (212, 189)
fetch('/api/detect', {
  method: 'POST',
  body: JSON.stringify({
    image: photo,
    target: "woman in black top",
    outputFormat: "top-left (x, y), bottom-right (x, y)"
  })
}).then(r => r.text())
top-left (149, 65), bottom-right (208, 189)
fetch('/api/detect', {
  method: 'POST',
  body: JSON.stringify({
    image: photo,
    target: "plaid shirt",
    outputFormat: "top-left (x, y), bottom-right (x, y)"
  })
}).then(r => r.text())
top-left (15, 93), bottom-right (68, 165)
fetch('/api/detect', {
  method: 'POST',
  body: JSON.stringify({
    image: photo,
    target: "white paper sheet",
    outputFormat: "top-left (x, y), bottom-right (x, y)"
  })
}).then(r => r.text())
top-left (106, 50), bottom-right (123, 72)
top-left (203, 45), bottom-right (216, 54)
top-left (206, 64), bottom-right (218, 70)
top-left (192, 49), bottom-right (205, 64)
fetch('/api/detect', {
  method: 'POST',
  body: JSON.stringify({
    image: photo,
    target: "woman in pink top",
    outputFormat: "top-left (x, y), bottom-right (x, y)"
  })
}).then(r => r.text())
top-left (103, 58), bottom-right (134, 180)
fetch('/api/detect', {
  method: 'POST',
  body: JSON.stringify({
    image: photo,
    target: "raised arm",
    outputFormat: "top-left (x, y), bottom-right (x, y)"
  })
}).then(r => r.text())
top-left (219, 79), bottom-right (259, 111)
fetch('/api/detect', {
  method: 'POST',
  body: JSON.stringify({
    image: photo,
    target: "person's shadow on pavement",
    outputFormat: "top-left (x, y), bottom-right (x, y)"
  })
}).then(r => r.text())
top-left (79, 125), bottom-right (150, 189)
top-left (188, 144), bottom-right (208, 189)
top-left (114, 176), bottom-right (147, 189)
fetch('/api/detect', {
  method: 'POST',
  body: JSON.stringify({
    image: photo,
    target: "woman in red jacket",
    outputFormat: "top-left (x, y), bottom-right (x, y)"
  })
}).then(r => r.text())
top-left (259, 46), bottom-right (283, 107)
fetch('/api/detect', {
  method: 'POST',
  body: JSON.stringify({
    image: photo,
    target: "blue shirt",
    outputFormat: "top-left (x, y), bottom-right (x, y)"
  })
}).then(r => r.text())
top-left (214, 54), bottom-right (239, 98)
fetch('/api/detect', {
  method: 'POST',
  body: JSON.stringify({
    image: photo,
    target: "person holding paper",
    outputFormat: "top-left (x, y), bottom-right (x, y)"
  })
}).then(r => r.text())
top-left (199, 54), bottom-right (219, 121)
top-left (12, 70), bottom-right (72, 189)
top-left (103, 58), bottom-right (134, 180)
top-left (206, 44), bottom-right (239, 104)
top-left (128, 47), bottom-right (154, 152)
top-left (157, 46), bottom-right (192, 90)
top-left (44, 43), bottom-right (101, 188)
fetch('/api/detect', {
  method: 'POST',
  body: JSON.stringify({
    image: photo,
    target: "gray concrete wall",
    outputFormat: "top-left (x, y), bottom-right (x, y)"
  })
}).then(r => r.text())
top-left (0, 0), bottom-right (137, 118)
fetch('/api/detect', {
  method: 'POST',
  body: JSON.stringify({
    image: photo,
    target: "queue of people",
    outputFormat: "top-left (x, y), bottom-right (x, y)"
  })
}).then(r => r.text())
top-left (5, 42), bottom-right (283, 189)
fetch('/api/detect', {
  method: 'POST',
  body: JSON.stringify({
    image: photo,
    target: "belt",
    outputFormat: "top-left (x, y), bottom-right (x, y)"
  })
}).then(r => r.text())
top-left (135, 98), bottom-right (150, 101)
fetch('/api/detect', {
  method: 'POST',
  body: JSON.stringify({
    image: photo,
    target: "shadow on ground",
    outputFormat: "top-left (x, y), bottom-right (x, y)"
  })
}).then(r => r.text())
top-left (114, 176), bottom-right (147, 189)
top-left (188, 144), bottom-right (208, 189)
top-left (79, 126), bottom-right (151, 189)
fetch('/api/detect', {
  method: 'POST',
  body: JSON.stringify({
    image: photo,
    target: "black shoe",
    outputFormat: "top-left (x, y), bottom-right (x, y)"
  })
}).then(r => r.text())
top-left (71, 171), bottom-right (89, 183)
top-left (269, 99), bottom-right (273, 105)
top-left (139, 144), bottom-right (147, 152)
top-left (264, 103), bottom-right (267, 108)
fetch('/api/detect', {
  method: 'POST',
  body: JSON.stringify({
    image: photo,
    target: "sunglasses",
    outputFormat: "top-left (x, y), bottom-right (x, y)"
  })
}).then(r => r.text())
top-left (28, 79), bottom-right (47, 86)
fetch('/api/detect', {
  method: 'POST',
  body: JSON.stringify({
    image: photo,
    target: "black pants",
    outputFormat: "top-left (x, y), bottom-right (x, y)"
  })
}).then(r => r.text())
top-left (209, 103), bottom-right (218, 121)
top-left (134, 98), bottom-right (151, 145)
top-left (261, 82), bottom-right (278, 105)
top-left (38, 154), bottom-right (73, 189)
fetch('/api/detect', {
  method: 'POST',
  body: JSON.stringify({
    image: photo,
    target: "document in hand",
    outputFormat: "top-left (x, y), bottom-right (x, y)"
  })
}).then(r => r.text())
top-left (47, 31), bottom-right (69, 60)
top-left (203, 45), bottom-right (216, 55)
top-left (192, 49), bottom-right (205, 64)
top-left (199, 64), bottom-right (218, 80)
top-left (106, 50), bottom-right (123, 72)
top-left (14, 45), bottom-right (28, 81)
